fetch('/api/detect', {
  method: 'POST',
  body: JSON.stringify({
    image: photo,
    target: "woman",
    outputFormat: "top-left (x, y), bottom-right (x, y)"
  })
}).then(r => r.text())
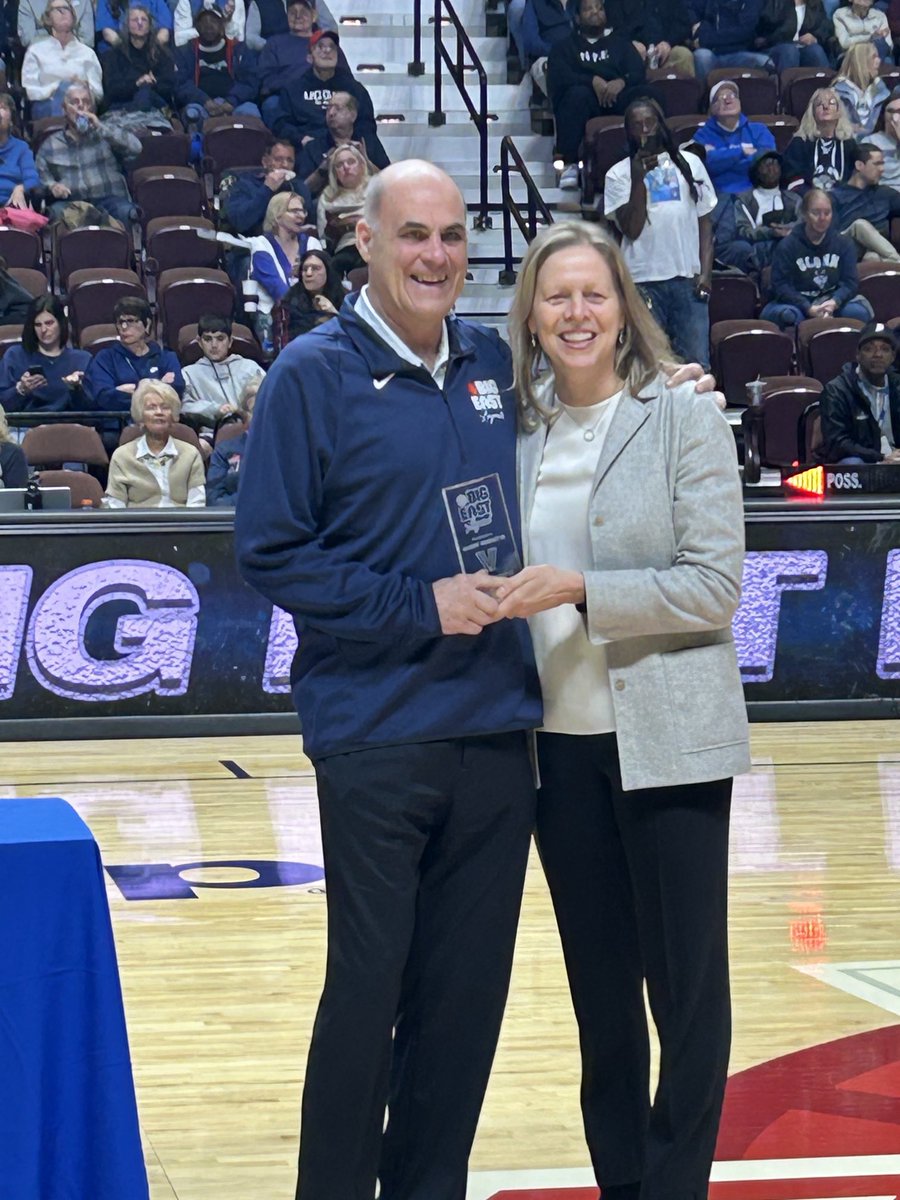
top-left (869, 85), bottom-right (900, 190)
top-left (101, 4), bottom-right (175, 112)
top-left (0, 296), bottom-right (92, 413)
top-left (86, 295), bottom-right (184, 416)
top-left (316, 144), bottom-right (373, 276)
top-left (783, 86), bottom-right (858, 192)
top-left (833, 42), bottom-right (889, 136)
top-left (756, 0), bottom-right (833, 71)
top-left (249, 192), bottom-right (321, 345)
top-left (205, 375), bottom-right (259, 506)
top-left (22, 0), bottom-right (103, 117)
top-left (0, 403), bottom-right (29, 488)
top-left (833, 0), bottom-right (892, 60)
top-left (103, 378), bottom-right (205, 508)
top-left (761, 186), bottom-right (872, 326)
top-left (494, 219), bottom-right (750, 1199)
top-left (95, 0), bottom-right (172, 50)
top-left (280, 248), bottom-right (345, 344)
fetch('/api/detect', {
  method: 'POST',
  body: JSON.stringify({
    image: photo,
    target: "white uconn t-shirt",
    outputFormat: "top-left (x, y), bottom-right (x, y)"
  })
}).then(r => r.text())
top-left (604, 149), bottom-right (715, 283)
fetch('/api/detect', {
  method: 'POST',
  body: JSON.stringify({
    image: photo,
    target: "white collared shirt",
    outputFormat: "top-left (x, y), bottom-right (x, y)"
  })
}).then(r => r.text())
top-left (355, 284), bottom-right (450, 388)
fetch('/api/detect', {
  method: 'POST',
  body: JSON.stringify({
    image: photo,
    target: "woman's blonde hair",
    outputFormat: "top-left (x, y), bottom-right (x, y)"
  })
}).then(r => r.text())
top-left (0, 403), bottom-right (12, 444)
top-left (238, 376), bottom-right (261, 418)
top-left (263, 190), bottom-right (307, 234)
top-left (321, 143), bottom-right (371, 204)
top-left (131, 378), bottom-right (181, 424)
top-left (797, 86), bottom-right (855, 140)
top-left (41, 0), bottom-right (75, 31)
top-left (837, 43), bottom-right (879, 92)
top-left (508, 220), bottom-right (673, 430)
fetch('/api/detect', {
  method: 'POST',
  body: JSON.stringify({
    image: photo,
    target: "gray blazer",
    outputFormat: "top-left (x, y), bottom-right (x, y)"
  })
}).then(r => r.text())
top-left (518, 372), bottom-right (751, 792)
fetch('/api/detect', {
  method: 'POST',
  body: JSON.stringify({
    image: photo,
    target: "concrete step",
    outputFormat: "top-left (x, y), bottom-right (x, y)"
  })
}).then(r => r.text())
top-left (330, 0), bottom-right (492, 25)
top-left (363, 81), bottom-right (527, 111)
top-left (338, 31), bottom-right (507, 62)
top-left (377, 130), bottom-right (552, 158)
top-left (352, 62), bottom-right (509, 85)
top-left (376, 111), bottom-right (534, 135)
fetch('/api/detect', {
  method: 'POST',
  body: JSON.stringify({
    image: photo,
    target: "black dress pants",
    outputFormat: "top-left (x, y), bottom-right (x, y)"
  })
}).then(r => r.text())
top-left (535, 732), bottom-right (732, 1200)
top-left (296, 731), bottom-right (536, 1200)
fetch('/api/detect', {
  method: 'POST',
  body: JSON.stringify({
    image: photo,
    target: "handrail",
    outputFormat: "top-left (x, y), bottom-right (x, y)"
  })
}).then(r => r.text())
top-left (6, 411), bottom-right (130, 431)
top-left (496, 135), bottom-right (554, 284)
top-left (408, 0), bottom-right (492, 230)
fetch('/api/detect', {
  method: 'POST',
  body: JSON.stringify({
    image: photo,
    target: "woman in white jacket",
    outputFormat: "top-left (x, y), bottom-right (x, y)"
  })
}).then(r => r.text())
top-left (22, 0), bottom-right (102, 117)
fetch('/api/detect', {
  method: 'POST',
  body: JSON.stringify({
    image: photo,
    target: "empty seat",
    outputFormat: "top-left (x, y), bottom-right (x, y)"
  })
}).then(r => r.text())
top-left (797, 315), bottom-right (864, 382)
top-left (131, 131), bottom-right (191, 172)
top-left (756, 376), bottom-right (823, 465)
top-left (706, 67), bottom-right (778, 117)
top-left (645, 71), bottom-right (702, 118)
top-left (0, 325), bottom-right (24, 358)
top-left (669, 114), bottom-right (704, 147)
top-left (214, 419), bottom-right (248, 447)
top-left (145, 216), bottom-right (220, 275)
top-left (36, 468), bottom-right (105, 508)
top-left (9, 266), bottom-right (49, 298)
top-left (779, 67), bottom-right (835, 119)
top-left (29, 116), bottom-right (66, 154)
top-left (132, 166), bottom-right (204, 225)
top-left (857, 261), bottom-right (900, 323)
top-left (0, 226), bottom-right (43, 270)
top-left (801, 399), bottom-right (823, 462)
top-left (78, 323), bottom-right (120, 354)
top-left (177, 320), bottom-right (264, 366)
top-left (709, 272), bottom-right (759, 325)
top-left (54, 224), bottom-right (132, 291)
top-left (748, 114), bottom-right (799, 154)
top-left (66, 268), bottom-right (145, 338)
top-left (157, 268), bottom-right (234, 347)
top-left (202, 117), bottom-right (270, 187)
top-left (22, 423), bottom-right (109, 469)
top-left (581, 117), bottom-right (626, 203)
top-left (710, 319), bottom-right (794, 406)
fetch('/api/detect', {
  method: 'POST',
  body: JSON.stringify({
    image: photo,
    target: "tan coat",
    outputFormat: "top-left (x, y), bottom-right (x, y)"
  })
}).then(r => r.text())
top-left (105, 437), bottom-right (206, 508)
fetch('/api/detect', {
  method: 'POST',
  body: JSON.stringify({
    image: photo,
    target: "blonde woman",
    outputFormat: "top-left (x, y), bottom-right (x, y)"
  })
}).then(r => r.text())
top-left (834, 41), bottom-right (889, 135)
top-left (104, 379), bottom-right (205, 508)
top-left (249, 191), bottom-right (321, 344)
top-left (0, 404), bottom-right (29, 489)
top-left (21, 0), bottom-right (102, 117)
top-left (783, 86), bottom-right (859, 192)
top-left (317, 143), bottom-right (373, 275)
top-left (493, 219), bottom-right (750, 1200)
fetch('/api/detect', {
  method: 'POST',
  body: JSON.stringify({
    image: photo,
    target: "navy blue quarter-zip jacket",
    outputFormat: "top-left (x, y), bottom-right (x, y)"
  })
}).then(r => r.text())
top-left (235, 297), bottom-right (542, 760)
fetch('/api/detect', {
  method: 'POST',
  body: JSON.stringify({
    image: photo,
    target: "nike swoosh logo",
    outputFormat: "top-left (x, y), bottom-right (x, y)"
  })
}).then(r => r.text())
top-left (373, 373), bottom-right (396, 391)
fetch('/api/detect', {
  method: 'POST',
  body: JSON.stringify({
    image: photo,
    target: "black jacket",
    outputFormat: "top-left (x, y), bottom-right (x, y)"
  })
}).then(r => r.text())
top-left (102, 41), bottom-right (176, 109)
top-left (819, 361), bottom-right (900, 462)
top-left (782, 134), bottom-right (857, 194)
top-left (547, 28), bottom-right (645, 102)
top-left (756, 0), bottom-right (831, 46)
top-left (272, 67), bottom-right (376, 146)
top-left (0, 442), bottom-right (29, 489)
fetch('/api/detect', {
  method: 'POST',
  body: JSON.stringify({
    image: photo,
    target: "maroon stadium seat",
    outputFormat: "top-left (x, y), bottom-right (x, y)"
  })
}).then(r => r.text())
top-left (156, 268), bottom-right (234, 347)
top-left (710, 319), bottom-right (794, 406)
top-left (797, 316), bottom-right (864, 383)
top-left (66, 268), bottom-right (145, 338)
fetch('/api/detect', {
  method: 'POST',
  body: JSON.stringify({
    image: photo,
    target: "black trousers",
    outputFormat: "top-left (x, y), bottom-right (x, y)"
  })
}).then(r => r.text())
top-left (535, 732), bottom-right (732, 1200)
top-left (296, 732), bottom-right (536, 1200)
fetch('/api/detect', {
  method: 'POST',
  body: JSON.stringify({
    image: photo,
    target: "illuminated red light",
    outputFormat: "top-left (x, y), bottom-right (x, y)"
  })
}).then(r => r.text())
top-left (784, 465), bottom-right (825, 497)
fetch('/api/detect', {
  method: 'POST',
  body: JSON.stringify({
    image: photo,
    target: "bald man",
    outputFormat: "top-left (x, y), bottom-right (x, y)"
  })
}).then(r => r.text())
top-left (236, 161), bottom-right (541, 1200)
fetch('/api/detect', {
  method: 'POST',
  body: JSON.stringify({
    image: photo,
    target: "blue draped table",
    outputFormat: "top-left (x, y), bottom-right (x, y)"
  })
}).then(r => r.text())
top-left (0, 798), bottom-right (149, 1200)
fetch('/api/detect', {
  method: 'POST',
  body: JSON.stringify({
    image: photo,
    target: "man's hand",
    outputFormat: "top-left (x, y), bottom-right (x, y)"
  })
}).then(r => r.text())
top-left (50, 182), bottom-right (71, 199)
top-left (884, 448), bottom-right (900, 463)
top-left (741, 142), bottom-right (756, 156)
top-left (264, 167), bottom-right (290, 190)
top-left (592, 76), bottom-right (610, 104)
top-left (491, 566), bottom-right (586, 620)
top-left (433, 571), bottom-right (500, 635)
top-left (798, 32), bottom-right (817, 44)
top-left (604, 78), bottom-right (625, 103)
top-left (632, 40), bottom-right (647, 58)
top-left (116, 383), bottom-right (137, 393)
top-left (664, 361), bottom-right (726, 410)
top-left (770, 223), bottom-right (793, 237)
top-left (656, 39), bottom-right (672, 63)
top-left (7, 184), bottom-right (28, 209)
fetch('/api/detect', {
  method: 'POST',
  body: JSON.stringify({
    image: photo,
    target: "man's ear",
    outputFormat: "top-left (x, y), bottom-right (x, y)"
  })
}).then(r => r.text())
top-left (356, 218), bottom-right (373, 263)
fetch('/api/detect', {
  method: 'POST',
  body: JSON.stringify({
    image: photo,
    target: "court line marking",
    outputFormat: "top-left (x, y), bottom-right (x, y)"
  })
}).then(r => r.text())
top-left (796, 960), bottom-right (900, 1017)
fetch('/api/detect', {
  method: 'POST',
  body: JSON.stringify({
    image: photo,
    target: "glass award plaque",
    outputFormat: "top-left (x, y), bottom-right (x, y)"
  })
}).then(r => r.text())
top-left (441, 473), bottom-right (522, 576)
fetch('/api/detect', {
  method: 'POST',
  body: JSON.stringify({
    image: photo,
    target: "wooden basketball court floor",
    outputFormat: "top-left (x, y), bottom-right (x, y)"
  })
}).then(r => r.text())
top-left (3, 720), bottom-right (900, 1200)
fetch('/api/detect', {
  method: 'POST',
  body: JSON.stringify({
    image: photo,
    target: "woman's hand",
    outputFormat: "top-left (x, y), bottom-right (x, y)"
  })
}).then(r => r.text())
top-left (491, 566), bottom-right (586, 619)
top-left (162, 371), bottom-right (176, 384)
top-left (63, 370), bottom-right (84, 387)
top-left (314, 295), bottom-right (337, 313)
top-left (7, 185), bottom-right (28, 209)
top-left (18, 371), bottom-right (46, 394)
top-left (663, 362), bottom-right (726, 410)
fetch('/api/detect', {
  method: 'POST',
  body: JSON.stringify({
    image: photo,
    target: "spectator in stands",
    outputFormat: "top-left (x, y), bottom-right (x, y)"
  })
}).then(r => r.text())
top-left (646, 0), bottom-right (698, 73)
top-left (272, 29), bottom-right (378, 150)
top-left (281, 246), bottom-right (344, 341)
top-left (102, 4), bottom-right (176, 111)
top-left (818, 320), bottom-right (900, 461)
top-left (687, 0), bottom-right (774, 85)
top-left (604, 97), bottom-right (716, 367)
top-left (604, 0), bottom-right (696, 73)
top-left (297, 91), bottom-right (390, 192)
top-left (783, 87), bottom-right (858, 193)
top-left (244, 0), bottom-right (335, 51)
top-left (830, 141), bottom-right (900, 258)
top-left (104, 379), bottom-right (206, 508)
top-left (174, 0), bottom-right (245, 48)
top-left (0, 257), bottom-right (34, 326)
top-left (36, 81), bottom-right (141, 225)
top-left (96, 0), bottom-right (172, 50)
top-left (695, 80), bottom-right (777, 195)
top-left (205, 375), bottom-right (259, 505)
top-left (0, 95), bottom-right (40, 208)
top-left (249, 192), bottom-right (322, 341)
top-left (833, 0), bottom-right (892, 60)
top-left (181, 313), bottom-right (265, 437)
top-left (224, 138), bottom-right (314, 236)
top-left (0, 296), bottom-right (92, 413)
top-left (869, 86), bottom-right (900, 188)
top-left (316, 144), bottom-right (373, 275)
top-left (173, 5), bottom-right (259, 125)
top-left (756, 0), bottom-right (833, 71)
top-left (87, 297), bottom-right (184, 416)
top-left (547, 0), bottom-right (647, 191)
top-left (22, 0), bottom-right (103, 117)
top-left (258, 0), bottom-right (329, 122)
top-left (834, 42), bottom-right (889, 135)
top-left (734, 149), bottom-right (801, 269)
top-left (0, 405), bottom-right (30, 488)
top-left (18, 0), bottom-right (94, 48)
top-left (761, 186), bottom-right (872, 325)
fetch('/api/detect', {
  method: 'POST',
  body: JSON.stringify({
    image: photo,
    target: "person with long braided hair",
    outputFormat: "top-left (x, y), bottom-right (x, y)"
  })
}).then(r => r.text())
top-left (603, 95), bottom-right (716, 368)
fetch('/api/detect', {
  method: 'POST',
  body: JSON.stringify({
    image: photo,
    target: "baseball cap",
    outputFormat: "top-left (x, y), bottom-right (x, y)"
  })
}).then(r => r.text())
top-left (709, 80), bottom-right (739, 104)
top-left (310, 28), bottom-right (339, 46)
top-left (286, 0), bottom-right (315, 9)
top-left (858, 320), bottom-right (897, 350)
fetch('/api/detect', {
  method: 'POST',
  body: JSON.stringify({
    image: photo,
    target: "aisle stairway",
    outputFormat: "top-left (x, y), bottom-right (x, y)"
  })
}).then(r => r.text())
top-left (328, 0), bottom-right (561, 324)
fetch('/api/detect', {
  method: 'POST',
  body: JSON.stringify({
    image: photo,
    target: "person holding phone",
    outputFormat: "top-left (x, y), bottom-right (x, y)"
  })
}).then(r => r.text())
top-left (0, 295), bottom-right (92, 413)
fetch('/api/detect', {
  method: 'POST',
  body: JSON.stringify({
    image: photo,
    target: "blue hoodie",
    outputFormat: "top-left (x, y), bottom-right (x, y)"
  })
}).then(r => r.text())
top-left (695, 113), bottom-right (776, 194)
top-left (235, 298), bottom-right (542, 760)
top-left (86, 339), bottom-right (184, 411)
top-left (0, 137), bottom-right (40, 204)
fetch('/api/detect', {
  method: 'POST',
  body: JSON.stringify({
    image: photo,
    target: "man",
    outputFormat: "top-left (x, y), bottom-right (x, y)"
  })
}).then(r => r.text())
top-left (547, 0), bottom-right (647, 190)
top-left (296, 90), bottom-right (390, 192)
top-left (272, 28), bottom-right (377, 149)
top-left (244, 0), bottom-right (336, 50)
top-left (0, 95), bottom-right (40, 208)
top-left (224, 137), bottom-right (313, 235)
top-left (695, 79), bottom-right (776, 195)
top-left (35, 80), bottom-right (141, 225)
top-left (734, 148), bottom-right (801, 270)
top-left (17, 0), bottom-right (93, 46)
top-left (687, 0), bottom-right (774, 84)
top-left (181, 313), bottom-right (265, 437)
top-left (173, 5), bottom-right (260, 125)
top-left (818, 320), bottom-right (900, 463)
top-left (605, 0), bottom-right (696, 72)
top-left (258, 0), bottom-right (332, 114)
top-left (830, 143), bottom-right (900, 262)
top-left (605, 96), bottom-right (716, 367)
top-left (235, 159), bottom-right (542, 1200)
